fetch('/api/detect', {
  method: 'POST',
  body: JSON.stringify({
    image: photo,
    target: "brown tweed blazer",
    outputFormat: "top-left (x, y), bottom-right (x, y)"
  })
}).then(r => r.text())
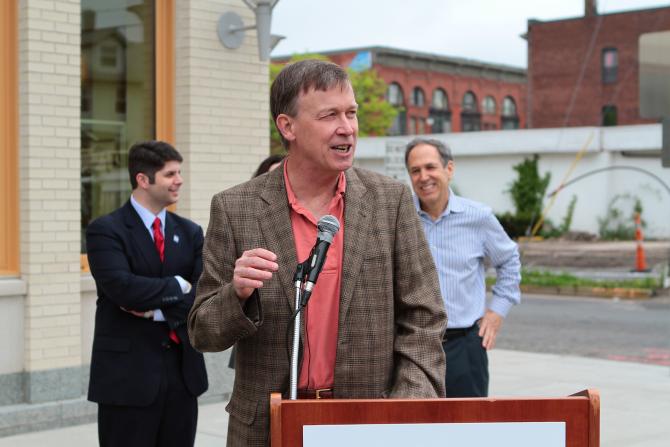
top-left (188, 165), bottom-right (447, 446)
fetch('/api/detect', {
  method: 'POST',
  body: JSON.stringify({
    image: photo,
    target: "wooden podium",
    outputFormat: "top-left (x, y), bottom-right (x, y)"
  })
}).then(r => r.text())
top-left (270, 389), bottom-right (599, 447)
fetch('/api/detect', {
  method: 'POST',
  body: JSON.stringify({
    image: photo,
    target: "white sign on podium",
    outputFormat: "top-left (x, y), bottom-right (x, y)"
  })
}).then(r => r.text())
top-left (304, 422), bottom-right (565, 447)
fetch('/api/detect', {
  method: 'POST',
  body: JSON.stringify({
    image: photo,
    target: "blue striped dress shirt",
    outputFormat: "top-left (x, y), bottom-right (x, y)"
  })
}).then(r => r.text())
top-left (414, 190), bottom-right (521, 329)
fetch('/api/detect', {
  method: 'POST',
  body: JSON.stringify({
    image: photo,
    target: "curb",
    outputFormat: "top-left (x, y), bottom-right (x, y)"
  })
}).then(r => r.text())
top-left (518, 284), bottom-right (655, 299)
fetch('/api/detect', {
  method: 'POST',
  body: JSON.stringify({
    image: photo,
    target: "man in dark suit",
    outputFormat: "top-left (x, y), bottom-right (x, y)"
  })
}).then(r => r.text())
top-left (188, 60), bottom-right (447, 446)
top-left (86, 140), bottom-right (208, 447)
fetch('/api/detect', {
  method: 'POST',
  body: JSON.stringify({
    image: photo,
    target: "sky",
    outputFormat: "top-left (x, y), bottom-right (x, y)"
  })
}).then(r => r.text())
top-left (270, 0), bottom-right (670, 67)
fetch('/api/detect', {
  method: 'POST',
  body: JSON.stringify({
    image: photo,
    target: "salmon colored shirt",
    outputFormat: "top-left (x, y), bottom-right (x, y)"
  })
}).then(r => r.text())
top-left (284, 161), bottom-right (345, 391)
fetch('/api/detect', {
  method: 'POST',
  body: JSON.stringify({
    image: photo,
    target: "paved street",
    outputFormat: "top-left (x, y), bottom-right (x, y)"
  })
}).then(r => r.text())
top-left (2, 292), bottom-right (669, 446)
top-left (498, 293), bottom-right (670, 365)
top-left (2, 348), bottom-right (669, 447)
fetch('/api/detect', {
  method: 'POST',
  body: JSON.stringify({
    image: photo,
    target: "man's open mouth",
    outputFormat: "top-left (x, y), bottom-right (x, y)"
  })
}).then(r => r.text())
top-left (331, 145), bottom-right (352, 153)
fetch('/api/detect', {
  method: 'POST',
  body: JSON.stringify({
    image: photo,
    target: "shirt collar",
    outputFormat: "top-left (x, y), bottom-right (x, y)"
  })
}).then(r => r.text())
top-left (413, 188), bottom-right (464, 221)
top-left (130, 194), bottom-right (166, 234)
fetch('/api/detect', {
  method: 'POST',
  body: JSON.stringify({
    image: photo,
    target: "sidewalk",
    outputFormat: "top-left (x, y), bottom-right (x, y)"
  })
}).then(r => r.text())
top-left (519, 239), bottom-right (670, 269)
top-left (1, 349), bottom-right (668, 446)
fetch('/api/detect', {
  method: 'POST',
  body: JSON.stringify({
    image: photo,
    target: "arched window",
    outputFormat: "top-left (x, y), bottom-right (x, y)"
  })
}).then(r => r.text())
top-left (501, 96), bottom-right (519, 129)
top-left (482, 96), bottom-right (496, 115)
top-left (387, 83), bottom-right (406, 135)
top-left (432, 89), bottom-right (448, 110)
top-left (460, 91), bottom-right (480, 132)
top-left (462, 91), bottom-right (478, 113)
top-left (411, 87), bottom-right (425, 107)
top-left (429, 88), bottom-right (451, 133)
top-left (387, 82), bottom-right (404, 107)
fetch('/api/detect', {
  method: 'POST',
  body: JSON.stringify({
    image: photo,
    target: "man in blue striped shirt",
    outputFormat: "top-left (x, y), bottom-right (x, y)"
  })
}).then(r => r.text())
top-left (405, 138), bottom-right (521, 397)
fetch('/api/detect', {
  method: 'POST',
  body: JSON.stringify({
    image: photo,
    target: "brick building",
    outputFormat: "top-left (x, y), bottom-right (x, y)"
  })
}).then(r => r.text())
top-left (276, 46), bottom-right (527, 135)
top-left (526, 0), bottom-right (670, 128)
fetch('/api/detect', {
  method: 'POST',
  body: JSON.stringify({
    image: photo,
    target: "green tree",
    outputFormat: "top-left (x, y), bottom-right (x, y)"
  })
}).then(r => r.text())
top-left (497, 155), bottom-right (551, 238)
top-left (508, 154), bottom-right (551, 220)
top-left (269, 54), bottom-right (397, 154)
top-left (347, 68), bottom-right (398, 137)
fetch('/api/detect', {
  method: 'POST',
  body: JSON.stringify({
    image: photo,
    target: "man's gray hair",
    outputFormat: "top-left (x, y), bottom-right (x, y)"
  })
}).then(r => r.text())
top-left (404, 138), bottom-right (453, 167)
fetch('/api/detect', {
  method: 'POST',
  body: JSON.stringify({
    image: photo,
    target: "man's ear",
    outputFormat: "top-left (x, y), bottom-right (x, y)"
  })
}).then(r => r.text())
top-left (136, 172), bottom-right (150, 189)
top-left (276, 114), bottom-right (296, 143)
top-left (446, 160), bottom-right (455, 181)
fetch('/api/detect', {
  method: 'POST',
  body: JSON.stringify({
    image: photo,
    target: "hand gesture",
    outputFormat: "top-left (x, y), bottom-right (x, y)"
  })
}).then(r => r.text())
top-left (233, 248), bottom-right (278, 300)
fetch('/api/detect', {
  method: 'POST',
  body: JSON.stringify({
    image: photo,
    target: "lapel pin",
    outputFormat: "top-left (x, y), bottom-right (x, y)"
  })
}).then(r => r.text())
top-left (173, 234), bottom-right (180, 243)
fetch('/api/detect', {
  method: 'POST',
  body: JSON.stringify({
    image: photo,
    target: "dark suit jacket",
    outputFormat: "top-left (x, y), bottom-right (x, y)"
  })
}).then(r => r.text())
top-left (86, 201), bottom-right (208, 406)
top-left (188, 166), bottom-right (447, 446)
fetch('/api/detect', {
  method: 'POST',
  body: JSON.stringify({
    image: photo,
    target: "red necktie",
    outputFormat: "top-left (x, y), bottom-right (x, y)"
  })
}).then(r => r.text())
top-left (153, 217), bottom-right (180, 344)
top-left (152, 217), bottom-right (164, 262)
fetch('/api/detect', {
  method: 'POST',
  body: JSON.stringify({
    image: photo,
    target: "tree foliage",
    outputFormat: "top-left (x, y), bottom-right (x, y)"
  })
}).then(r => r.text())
top-left (508, 154), bottom-right (551, 220)
top-left (497, 155), bottom-right (551, 238)
top-left (268, 54), bottom-right (397, 154)
top-left (348, 68), bottom-right (398, 137)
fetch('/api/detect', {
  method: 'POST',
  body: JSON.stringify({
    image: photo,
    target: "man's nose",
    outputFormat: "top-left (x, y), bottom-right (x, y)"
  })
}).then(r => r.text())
top-left (337, 115), bottom-right (355, 135)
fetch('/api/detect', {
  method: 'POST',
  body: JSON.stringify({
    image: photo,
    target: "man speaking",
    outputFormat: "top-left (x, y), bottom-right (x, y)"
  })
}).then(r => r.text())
top-left (188, 59), bottom-right (447, 446)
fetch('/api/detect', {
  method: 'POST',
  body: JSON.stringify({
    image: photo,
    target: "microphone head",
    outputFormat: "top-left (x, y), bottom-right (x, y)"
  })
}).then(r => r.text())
top-left (317, 215), bottom-right (340, 243)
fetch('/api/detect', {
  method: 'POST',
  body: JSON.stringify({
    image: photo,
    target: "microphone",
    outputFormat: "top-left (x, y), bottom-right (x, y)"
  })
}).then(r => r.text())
top-left (299, 215), bottom-right (340, 308)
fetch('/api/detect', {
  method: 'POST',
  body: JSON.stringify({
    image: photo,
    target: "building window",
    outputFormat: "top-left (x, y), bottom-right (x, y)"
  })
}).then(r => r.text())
top-left (482, 96), bottom-right (496, 114)
top-left (501, 96), bottom-right (519, 129)
top-left (461, 91), bottom-right (481, 132)
top-left (81, 0), bottom-right (166, 253)
top-left (602, 105), bottom-right (617, 126)
top-left (100, 44), bottom-right (119, 68)
top-left (429, 88), bottom-right (451, 133)
top-left (411, 87), bottom-right (425, 107)
top-left (387, 82), bottom-right (406, 135)
top-left (409, 117), bottom-right (426, 135)
top-left (387, 82), bottom-right (404, 106)
top-left (1, 0), bottom-right (19, 275)
top-left (602, 48), bottom-right (618, 84)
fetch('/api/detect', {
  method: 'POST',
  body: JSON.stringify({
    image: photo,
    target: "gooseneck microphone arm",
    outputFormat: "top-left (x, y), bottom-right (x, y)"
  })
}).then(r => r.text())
top-left (289, 261), bottom-right (306, 400)
top-left (288, 215), bottom-right (340, 400)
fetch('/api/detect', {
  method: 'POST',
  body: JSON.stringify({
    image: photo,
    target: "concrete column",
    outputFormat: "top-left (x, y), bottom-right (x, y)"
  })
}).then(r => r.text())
top-left (19, 0), bottom-right (82, 403)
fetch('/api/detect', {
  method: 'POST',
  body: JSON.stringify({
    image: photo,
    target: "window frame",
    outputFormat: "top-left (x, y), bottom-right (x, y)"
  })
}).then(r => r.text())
top-left (601, 47), bottom-right (618, 84)
top-left (387, 82), bottom-right (404, 107)
top-left (411, 86), bottom-right (425, 107)
top-left (462, 91), bottom-right (478, 113)
top-left (1, 0), bottom-right (19, 276)
top-left (80, 0), bottom-right (175, 271)
top-left (602, 104), bottom-right (618, 126)
top-left (482, 95), bottom-right (497, 115)
top-left (501, 96), bottom-right (519, 130)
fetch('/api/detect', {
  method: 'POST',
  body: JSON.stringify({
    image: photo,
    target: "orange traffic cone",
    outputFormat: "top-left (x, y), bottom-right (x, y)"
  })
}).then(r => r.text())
top-left (634, 212), bottom-right (650, 272)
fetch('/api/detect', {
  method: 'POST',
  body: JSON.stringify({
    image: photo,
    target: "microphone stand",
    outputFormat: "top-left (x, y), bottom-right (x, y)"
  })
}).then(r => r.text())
top-left (289, 262), bottom-right (307, 400)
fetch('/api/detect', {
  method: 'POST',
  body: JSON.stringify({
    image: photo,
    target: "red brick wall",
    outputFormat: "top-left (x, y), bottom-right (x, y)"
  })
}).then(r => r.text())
top-left (320, 51), bottom-right (526, 133)
top-left (372, 64), bottom-right (526, 132)
top-left (527, 7), bottom-right (670, 128)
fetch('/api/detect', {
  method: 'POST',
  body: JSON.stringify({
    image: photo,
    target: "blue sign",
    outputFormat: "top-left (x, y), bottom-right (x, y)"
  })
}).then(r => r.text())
top-left (349, 51), bottom-right (372, 72)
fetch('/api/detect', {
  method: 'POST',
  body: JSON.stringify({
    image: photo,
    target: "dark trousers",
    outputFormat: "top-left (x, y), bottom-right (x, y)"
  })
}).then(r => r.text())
top-left (443, 324), bottom-right (489, 397)
top-left (98, 343), bottom-right (198, 447)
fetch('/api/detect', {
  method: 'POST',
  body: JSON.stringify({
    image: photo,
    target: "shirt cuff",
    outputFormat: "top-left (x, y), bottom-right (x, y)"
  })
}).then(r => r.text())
top-left (153, 309), bottom-right (165, 321)
top-left (174, 275), bottom-right (192, 294)
top-left (488, 297), bottom-right (514, 318)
